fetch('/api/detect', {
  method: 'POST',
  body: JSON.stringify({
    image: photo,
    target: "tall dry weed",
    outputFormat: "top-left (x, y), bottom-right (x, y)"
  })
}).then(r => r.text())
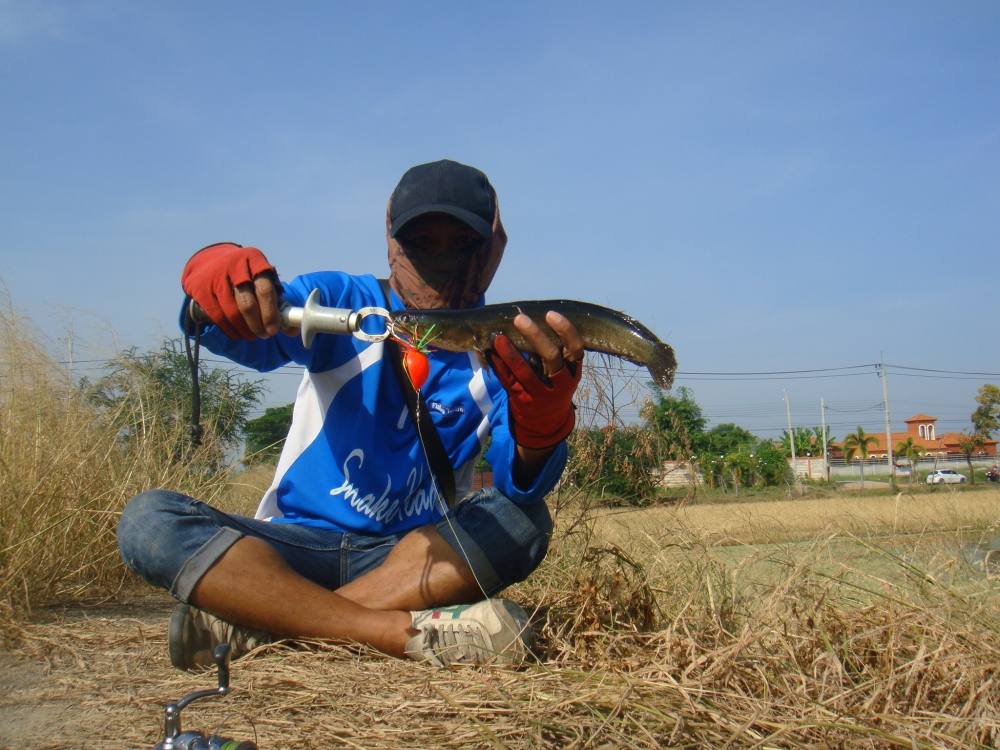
top-left (0, 304), bottom-right (233, 624)
top-left (501, 491), bottom-right (1000, 747)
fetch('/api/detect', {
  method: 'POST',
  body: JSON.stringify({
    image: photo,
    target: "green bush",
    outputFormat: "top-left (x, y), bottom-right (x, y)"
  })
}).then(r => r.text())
top-left (567, 427), bottom-right (660, 505)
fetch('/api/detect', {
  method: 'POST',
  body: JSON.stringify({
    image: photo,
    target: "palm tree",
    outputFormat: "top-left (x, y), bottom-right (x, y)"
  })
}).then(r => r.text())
top-left (781, 427), bottom-right (817, 458)
top-left (895, 436), bottom-right (923, 485)
top-left (957, 432), bottom-right (986, 484)
top-left (813, 426), bottom-right (836, 456)
top-left (843, 426), bottom-right (878, 489)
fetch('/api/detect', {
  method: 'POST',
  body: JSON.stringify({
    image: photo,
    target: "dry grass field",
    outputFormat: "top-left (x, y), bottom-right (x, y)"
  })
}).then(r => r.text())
top-left (3, 482), bottom-right (999, 749)
top-left (601, 489), bottom-right (1000, 545)
top-left (585, 478), bottom-right (999, 558)
top-left (3, 307), bottom-right (1000, 749)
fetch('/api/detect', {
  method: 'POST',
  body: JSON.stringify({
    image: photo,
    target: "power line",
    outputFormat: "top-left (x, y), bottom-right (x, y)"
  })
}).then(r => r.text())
top-left (679, 364), bottom-right (875, 375)
top-left (888, 372), bottom-right (998, 381)
top-left (887, 363), bottom-right (1000, 377)
top-left (675, 372), bottom-right (874, 381)
top-left (12, 353), bottom-right (1000, 388)
top-left (825, 401), bottom-right (885, 413)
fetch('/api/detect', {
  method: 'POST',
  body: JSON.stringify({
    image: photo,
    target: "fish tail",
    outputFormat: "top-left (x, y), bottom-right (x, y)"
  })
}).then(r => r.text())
top-left (647, 342), bottom-right (677, 390)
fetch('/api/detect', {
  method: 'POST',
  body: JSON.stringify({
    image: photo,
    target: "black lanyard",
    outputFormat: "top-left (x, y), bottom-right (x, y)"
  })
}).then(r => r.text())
top-left (378, 279), bottom-right (457, 508)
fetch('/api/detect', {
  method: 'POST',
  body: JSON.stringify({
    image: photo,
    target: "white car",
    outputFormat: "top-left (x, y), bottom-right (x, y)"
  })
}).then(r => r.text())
top-left (926, 469), bottom-right (967, 484)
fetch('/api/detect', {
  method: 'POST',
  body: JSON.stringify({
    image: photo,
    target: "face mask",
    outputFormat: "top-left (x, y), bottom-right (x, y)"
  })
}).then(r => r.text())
top-left (386, 202), bottom-right (507, 310)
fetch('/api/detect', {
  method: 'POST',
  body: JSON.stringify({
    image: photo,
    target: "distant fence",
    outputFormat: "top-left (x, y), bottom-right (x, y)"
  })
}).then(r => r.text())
top-left (650, 455), bottom-right (997, 487)
top-left (785, 455), bottom-right (997, 481)
top-left (789, 457), bottom-right (829, 480)
top-left (827, 454), bottom-right (997, 479)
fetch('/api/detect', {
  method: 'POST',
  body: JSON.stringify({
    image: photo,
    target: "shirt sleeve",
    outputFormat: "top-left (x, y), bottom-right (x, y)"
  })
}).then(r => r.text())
top-left (176, 272), bottom-right (359, 372)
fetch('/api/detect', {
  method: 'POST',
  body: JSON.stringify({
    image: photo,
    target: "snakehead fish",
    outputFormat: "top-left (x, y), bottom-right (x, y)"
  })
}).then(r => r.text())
top-left (391, 300), bottom-right (677, 389)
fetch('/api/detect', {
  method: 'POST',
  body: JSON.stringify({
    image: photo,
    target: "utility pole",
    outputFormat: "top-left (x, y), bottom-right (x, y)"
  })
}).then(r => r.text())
top-left (821, 397), bottom-right (830, 482)
top-left (785, 390), bottom-right (796, 463)
top-left (785, 390), bottom-right (801, 490)
top-left (879, 357), bottom-right (895, 481)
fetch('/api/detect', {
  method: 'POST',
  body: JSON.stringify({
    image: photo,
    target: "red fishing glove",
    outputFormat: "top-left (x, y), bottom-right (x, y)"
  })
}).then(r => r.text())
top-left (489, 334), bottom-right (583, 450)
top-left (181, 242), bottom-right (277, 339)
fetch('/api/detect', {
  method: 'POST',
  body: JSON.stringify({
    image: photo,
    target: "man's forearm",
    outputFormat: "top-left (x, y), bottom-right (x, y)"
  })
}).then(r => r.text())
top-left (512, 444), bottom-right (557, 488)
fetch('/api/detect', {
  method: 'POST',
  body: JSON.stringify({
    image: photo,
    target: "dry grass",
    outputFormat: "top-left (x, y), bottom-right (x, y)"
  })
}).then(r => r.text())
top-left (3, 308), bottom-right (1000, 748)
top-left (0, 304), bottom-right (235, 620)
top-left (3, 513), bottom-right (1000, 749)
top-left (595, 489), bottom-right (1000, 548)
top-left (216, 462), bottom-right (277, 516)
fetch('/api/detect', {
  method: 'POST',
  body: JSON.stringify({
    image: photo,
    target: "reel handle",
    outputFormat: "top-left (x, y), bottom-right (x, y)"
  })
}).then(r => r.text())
top-left (156, 645), bottom-right (245, 749)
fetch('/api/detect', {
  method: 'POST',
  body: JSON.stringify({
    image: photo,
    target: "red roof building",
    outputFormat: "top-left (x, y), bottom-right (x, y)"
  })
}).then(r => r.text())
top-left (832, 414), bottom-right (997, 460)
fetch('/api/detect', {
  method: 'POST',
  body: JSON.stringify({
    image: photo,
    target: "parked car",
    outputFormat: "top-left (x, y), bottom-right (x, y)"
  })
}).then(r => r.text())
top-left (926, 469), bottom-right (967, 484)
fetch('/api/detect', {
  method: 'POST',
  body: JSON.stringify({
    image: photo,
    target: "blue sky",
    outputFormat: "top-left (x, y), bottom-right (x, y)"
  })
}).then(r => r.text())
top-left (1, 1), bottom-right (998, 438)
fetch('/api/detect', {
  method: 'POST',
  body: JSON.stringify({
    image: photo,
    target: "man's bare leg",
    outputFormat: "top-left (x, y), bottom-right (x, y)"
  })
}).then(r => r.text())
top-left (190, 537), bottom-right (412, 657)
top-left (189, 525), bottom-right (482, 657)
top-left (335, 524), bottom-right (483, 611)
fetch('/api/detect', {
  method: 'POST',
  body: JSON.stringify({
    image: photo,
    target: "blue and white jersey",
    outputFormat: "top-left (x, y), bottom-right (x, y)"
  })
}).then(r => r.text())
top-left (186, 272), bottom-right (566, 534)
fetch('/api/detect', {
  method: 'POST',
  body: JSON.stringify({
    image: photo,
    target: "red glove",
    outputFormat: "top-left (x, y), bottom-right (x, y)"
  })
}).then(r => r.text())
top-left (488, 335), bottom-right (583, 450)
top-left (181, 243), bottom-right (277, 339)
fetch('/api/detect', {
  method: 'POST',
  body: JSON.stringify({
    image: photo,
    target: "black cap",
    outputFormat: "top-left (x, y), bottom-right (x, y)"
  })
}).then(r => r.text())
top-left (389, 159), bottom-right (495, 239)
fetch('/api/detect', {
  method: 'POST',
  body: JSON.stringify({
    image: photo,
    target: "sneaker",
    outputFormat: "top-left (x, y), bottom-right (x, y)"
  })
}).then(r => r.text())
top-left (168, 603), bottom-right (273, 671)
top-left (405, 598), bottom-right (534, 667)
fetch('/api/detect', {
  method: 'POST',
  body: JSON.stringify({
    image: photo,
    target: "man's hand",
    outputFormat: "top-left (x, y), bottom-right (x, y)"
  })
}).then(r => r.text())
top-left (488, 311), bottom-right (585, 452)
top-left (181, 243), bottom-right (283, 340)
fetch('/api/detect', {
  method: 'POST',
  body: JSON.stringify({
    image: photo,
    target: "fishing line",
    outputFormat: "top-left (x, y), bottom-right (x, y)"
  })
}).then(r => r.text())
top-left (409, 367), bottom-right (537, 660)
top-left (374, 279), bottom-right (496, 618)
top-left (415, 400), bottom-right (535, 662)
top-left (410, 395), bottom-right (493, 603)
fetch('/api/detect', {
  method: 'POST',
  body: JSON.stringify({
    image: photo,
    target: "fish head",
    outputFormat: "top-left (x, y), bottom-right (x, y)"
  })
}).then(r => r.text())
top-left (389, 310), bottom-right (421, 344)
top-left (389, 310), bottom-right (447, 350)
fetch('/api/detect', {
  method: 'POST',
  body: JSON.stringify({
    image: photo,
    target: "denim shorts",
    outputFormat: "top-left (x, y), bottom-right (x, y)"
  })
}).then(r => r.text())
top-left (117, 487), bottom-right (552, 603)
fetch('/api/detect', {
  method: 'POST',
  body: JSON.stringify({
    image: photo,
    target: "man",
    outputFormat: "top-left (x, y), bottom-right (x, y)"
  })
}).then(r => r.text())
top-left (117, 159), bottom-right (584, 669)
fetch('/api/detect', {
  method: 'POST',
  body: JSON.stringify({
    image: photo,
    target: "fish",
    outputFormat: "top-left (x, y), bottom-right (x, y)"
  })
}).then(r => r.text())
top-left (390, 300), bottom-right (677, 389)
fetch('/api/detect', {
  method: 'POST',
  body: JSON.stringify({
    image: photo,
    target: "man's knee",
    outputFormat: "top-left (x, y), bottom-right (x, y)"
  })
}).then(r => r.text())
top-left (117, 489), bottom-right (204, 593)
top-left (441, 489), bottom-right (553, 594)
top-left (502, 497), bottom-right (552, 583)
top-left (118, 490), bottom-right (183, 561)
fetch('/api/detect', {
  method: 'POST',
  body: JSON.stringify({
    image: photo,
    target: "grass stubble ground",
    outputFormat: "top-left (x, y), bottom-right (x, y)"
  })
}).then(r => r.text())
top-left (3, 306), bottom-right (1000, 749)
top-left (3, 484), bottom-right (1000, 749)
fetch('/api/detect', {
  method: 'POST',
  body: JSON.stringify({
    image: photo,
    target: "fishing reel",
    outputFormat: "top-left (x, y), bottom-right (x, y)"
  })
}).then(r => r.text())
top-left (145, 643), bottom-right (258, 750)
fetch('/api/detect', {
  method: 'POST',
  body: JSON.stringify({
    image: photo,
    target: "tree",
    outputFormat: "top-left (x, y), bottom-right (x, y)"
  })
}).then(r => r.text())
top-left (568, 426), bottom-right (659, 504)
top-left (700, 423), bottom-right (755, 456)
top-left (754, 440), bottom-right (793, 486)
top-left (780, 426), bottom-right (820, 458)
top-left (956, 432), bottom-right (986, 484)
top-left (716, 440), bottom-right (789, 493)
top-left (643, 386), bottom-right (706, 459)
top-left (842, 426), bottom-right (877, 489)
top-left (779, 426), bottom-right (833, 459)
top-left (895, 436), bottom-right (924, 485)
top-left (813, 426), bottom-right (836, 458)
top-left (82, 338), bottom-right (265, 464)
top-left (243, 403), bottom-right (294, 464)
top-left (972, 384), bottom-right (1000, 438)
